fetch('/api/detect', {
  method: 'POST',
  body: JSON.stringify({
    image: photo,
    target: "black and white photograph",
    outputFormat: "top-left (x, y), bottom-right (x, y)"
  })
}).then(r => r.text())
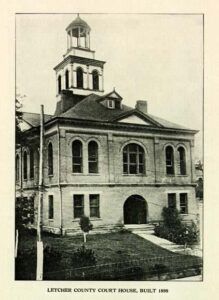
top-left (15, 13), bottom-right (203, 281)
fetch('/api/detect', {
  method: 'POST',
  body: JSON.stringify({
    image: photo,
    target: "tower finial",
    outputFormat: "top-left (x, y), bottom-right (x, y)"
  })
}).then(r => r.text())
top-left (77, 13), bottom-right (80, 18)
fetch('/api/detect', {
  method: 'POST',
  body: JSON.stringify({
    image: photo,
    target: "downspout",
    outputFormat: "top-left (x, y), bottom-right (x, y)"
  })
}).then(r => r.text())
top-left (153, 138), bottom-right (157, 184)
top-left (57, 123), bottom-right (63, 235)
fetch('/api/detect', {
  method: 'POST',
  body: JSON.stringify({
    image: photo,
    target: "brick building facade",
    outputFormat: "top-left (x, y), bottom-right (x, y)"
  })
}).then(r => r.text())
top-left (16, 15), bottom-right (198, 234)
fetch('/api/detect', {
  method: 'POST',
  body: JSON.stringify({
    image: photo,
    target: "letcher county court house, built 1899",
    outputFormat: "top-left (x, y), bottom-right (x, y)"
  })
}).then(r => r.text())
top-left (16, 15), bottom-right (199, 234)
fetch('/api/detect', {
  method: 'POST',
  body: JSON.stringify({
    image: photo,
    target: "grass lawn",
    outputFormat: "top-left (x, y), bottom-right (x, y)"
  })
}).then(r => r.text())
top-left (16, 230), bottom-right (202, 280)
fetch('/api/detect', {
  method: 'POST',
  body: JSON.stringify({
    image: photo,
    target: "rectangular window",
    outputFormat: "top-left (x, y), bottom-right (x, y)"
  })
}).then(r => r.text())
top-left (180, 193), bottom-right (188, 214)
top-left (89, 194), bottom-right (100, 218)
top-left (168, 193), bottom-right (176, 209)
top-left (30, 150), bottom-right (34, 179)
top-left (48, 195), bottom-right (54, 219)
top-left (108, 100), bottom-right (115, 109)
top-left (73, 194), bottom-right (84, 218)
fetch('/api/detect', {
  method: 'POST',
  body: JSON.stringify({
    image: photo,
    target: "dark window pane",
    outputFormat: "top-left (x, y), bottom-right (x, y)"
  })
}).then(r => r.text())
top-left (73, 164), bottom-right (82, 173)
top-left (48, 143), bottom-right (53, 175)
top-left (178, 147), bottom-right (186, 175)
top-left (89, 162), bottom-right (98, 173)
top-left (58, 76), bottom-right (62, 93)
top-left (72, 140), bottom-right (83, 173)
top-left (123, 163), bottom-right (128, 174)
top-left (23, 151), bottom-right (27, 180)
top-left (166, 146), bottom-right (174, 175)
top-left (180, 193), bottom-right (188, 214)
top-left (92, 70), bottom-right (99, 90)
top-left (130, 153), bottom-right (137, 164)
top-left (88, 141), bottom-right (98, 173)
top-left (48, 195), bottom-right (54, 219)
top-left (123, 152), bottom-right (128, 163)
top-left (73, 195), bottom-right (84, 218)
top-left (139, 153), bottom-right (143, 164)
top-left (16, 155), bottom-right (20, 181)
top-left (77, 68), bottom-right (83, 88)
top-left (139, 164), bottom-right (144, 174)
top-left (29, 149), bottom-right (34, 179)
top-left (123, 143), bottom-right (145, 175)
top-left (65, 70), bottom-right (69, 89)
top-left (129, 144), bottom-right (137, 152)
top-left (89, 195), bottom-right (100, 218)
top-left (168, 193), bottom-right (176, 209)
top-left (130, 164), bottom-right (137, 174)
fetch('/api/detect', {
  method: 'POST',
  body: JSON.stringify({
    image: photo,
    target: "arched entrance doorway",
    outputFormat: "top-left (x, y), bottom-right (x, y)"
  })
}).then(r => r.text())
top-left (123, 195), bottom-right (147, 224)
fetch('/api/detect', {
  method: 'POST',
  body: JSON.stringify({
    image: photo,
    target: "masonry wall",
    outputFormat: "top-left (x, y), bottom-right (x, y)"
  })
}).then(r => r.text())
top-left (16, 123), bottom-right (198, 232)
top-left (40, 185), bottom-right (197, 232)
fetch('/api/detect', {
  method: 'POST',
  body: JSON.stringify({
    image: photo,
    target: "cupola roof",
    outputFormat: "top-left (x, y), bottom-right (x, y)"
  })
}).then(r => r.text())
top-left (66, 14), bottom-right (91, 32)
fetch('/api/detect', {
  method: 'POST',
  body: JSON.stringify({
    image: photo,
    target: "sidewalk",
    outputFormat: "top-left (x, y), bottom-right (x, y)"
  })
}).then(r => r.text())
top-left (132, 230), bottom-right (203, 258)
top-left (171, 275), bottom-right (203, 281)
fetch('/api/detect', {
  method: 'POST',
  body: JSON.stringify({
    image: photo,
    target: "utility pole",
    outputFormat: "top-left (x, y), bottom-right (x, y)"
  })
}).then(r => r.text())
top-left (36, 105), bottom-right (44, 280)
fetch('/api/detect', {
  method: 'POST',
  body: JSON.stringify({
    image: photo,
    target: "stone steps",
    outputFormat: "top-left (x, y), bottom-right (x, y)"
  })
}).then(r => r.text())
top-left (124, 224), bottom-right (155, 234)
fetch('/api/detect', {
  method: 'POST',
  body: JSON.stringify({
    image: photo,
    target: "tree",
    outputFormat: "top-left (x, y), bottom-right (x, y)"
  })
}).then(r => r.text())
top-left (16, 97), bottom-right (23, 145)
top-left (15, 195), bottom-right (35, 231)
top-left (79, 216), bottom-right (93, 243)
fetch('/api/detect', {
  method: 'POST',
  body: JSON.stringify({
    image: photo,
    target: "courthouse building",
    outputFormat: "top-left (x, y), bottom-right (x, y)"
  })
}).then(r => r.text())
top-left (16, 15), bottom-right (198, 234)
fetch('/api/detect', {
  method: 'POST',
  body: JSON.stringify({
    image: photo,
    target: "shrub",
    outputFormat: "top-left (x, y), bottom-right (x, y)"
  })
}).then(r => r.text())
top-left (154, 207), bottom-right (199, 246)
top-left (162, 207), bottom-right (182, 229)
top-left (154, 225), bottom-right (170, 239)
top-left (79, 216), bottom-right (93, 233)
top-left (15, 248), bottom-right (36, 280)
top-left (79, 216), bottom-right (93, 243)
top-left (43, 245), bottom-right (62, 272)
top-left (71, 245), bottom-right (96, 268)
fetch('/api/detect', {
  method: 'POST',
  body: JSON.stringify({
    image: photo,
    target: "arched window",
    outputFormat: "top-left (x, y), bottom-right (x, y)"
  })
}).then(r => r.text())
top-left (23, 151), bottom-right (27, 180)
top-left (166, 146), bottom-right (174, 175)
top-left (92, 70), bottom-right (99, 90)
top-left (16, 154), bottom-right (20, 181)
top-left (72, 140), bottom-right (83, 173)
top-left (123, 143), bottom-right (145, 174)
top-left (58, 75), bottom-right (62, 93)
top-left (48, 143), bottom-right (53, 176)
top-left (29, 148), bottom-right (34, 179)
top-left (88, 141), bottom-right (98, 173)
top-left (76, 68), bottom-right (83, 88)
top-left (178, 147), bottom-right (186, 175)
top-left (65, 70), bottom-right (69, 89)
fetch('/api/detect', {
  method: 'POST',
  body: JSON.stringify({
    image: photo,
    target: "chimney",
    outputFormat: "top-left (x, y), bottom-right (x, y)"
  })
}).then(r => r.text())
top-left (135, 100), bottom-right (148, 114)
top-left (54, 90), bottom-right (85, 115)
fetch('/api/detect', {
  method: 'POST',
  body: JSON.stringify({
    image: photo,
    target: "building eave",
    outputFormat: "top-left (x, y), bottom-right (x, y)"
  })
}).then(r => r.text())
top-left (44, 116), bottom-right (198, 135)
top-left (54, 55), bottom-right (106, 71)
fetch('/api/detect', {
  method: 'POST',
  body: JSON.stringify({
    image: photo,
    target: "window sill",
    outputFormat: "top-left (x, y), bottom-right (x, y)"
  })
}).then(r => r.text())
top-left (177, 175), bottom-right (188, 177)
top-left (72, 173), bottom-right (100, 176)
top-left (122, 174), bottom-right (146, 177)
top-left (48, 174), bottom-right (54, 178)
top-left (88, 173), bottom-right (100, 176)
top-left (72, 218), bottom-right (102, 222)
top-left (48, 219), bottom-right (54, 222)
top-left (180, 213), bottom-right (189, 216)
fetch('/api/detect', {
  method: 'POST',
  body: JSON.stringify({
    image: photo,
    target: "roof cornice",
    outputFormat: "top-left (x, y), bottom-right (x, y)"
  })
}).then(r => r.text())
top-left (54, 55), bottom-right (106, 71)
top-left (43, 116), bottom-right (198, 135)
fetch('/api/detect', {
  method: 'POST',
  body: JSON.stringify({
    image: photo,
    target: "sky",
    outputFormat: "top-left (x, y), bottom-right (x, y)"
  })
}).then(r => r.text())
top-left (16, 13), bottom-right (203, 160)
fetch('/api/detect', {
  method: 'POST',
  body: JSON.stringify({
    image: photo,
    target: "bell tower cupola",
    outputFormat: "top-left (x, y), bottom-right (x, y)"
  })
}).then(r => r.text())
top-left (66, 14), bottom-right (91, 50)
top-left (54, 14), bottom-right (105, 97)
